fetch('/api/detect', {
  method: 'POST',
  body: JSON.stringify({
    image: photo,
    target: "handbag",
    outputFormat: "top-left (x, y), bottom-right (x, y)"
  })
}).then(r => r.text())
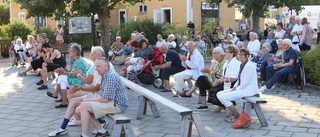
top-left (223, 78), bottom-right (231, 92)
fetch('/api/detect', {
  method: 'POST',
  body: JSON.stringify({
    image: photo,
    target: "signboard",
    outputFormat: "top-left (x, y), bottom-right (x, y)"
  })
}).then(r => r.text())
top-left (68, 17), bottom-right (92, 34)
top-left (201, 2), bottom-right (218, 10)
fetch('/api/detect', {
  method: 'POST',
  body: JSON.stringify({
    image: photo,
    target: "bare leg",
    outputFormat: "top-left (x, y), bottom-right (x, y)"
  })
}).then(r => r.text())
top-left (52, 84), bottom-right (61, 96)
top-left (228, 105), bottom-right (239, 116)
top-left (201, 96), bottom-right (207, 107)
top-left (163, 80), bottom-right (170, 90)
top-left (41, 63), bottom-right (48, 85)
top-left (64, 97), bottom-right (82, 119)
top-left (61, 89), bottom-right (68, 105)
top-left (185, 85), bottom-right (198, 96)
top-left (80, 102), bottom-right (100, 136)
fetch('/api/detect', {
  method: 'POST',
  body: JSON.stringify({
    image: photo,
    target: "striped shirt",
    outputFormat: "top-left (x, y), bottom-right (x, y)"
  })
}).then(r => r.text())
top-left (100, 69), bottom-right (129, 113)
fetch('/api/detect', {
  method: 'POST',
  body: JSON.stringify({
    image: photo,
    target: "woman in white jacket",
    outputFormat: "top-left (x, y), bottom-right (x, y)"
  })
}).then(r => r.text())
top-left (247, 32), bottom-right (260, 56)
top-left (14, 38), bottom-right (27, 64)
top-left (217, 48), bottom-right (258, 123)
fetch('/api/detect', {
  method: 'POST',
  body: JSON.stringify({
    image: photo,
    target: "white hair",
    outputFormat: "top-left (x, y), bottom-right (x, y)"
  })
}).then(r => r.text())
top-left (227, 34), bottom-right (233, 38)
top-left (262, 43), bottom-right (271, 52)
top-left (295, 16), bottom-right (301, 21)
top-left (250, 32), bottom-right (258, 39)
top-left (237, 41), bottom-right (244, 48)
top-left (181, 36), bottom-right (188, 40)
top-left (213, 46), bottom-right (225, 56)
top-left (91, 46), bottom-right (105, 57)
top-left (283, 39), bottom-right (292, 47)
top-left (168, 34), bottom-right (175, 40)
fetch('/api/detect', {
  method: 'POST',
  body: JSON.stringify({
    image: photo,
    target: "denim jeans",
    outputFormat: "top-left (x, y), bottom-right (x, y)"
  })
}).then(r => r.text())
top-left (266, 66), bottom-right (294, 89)
top-left (259, 62), bottom-right (268, 81)
top-left (122, 46), bottom-right (132, 56)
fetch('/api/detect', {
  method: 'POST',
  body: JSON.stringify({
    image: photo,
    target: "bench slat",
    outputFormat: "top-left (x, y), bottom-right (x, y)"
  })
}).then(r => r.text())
top-left (121, 77), bottom-right (193, 115)
top-left (243, 96), bottom-right (267, 104)
top-left (107, 114), bottom-right (131, 124)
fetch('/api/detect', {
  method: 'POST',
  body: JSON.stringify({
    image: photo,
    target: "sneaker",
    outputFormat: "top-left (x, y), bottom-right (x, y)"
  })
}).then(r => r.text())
top-left (38, 85), bottom-right (48, 90)
top-left (36, 79), bottom-right (44, 85)
top-left (258, 85), bottom-right (269, 93)
top-left (92, 122), bottom-right (109, 134)
top-left (195, 106), bottom-right (208, 111)
top-left (68, 119), bottom-right (81, 126)
top-left (95, 131), bottom-right (110, 137)
top-left (48, 128), bottom-right (68, 136)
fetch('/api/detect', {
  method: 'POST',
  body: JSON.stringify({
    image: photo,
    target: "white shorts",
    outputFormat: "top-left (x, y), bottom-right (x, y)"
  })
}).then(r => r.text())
top-left (91, 100), bottom-right (121, 119)
top-left (57, 75), bottom-right (69, 89)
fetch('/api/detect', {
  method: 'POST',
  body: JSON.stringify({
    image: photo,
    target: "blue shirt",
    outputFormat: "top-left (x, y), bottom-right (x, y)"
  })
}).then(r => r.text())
top-left (283, 47), bottom-right (298, 69)
top-left (101, 69), bottom-right (129, 113)
top-left (286, 23), bottom-right (295, 40)
top-left (166, 50), bottom-right (184, 69)
top-left (265, 39), bottom-right (273, 44)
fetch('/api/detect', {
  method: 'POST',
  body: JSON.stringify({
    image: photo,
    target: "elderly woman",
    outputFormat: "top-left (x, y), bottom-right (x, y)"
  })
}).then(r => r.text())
top-left (167, 34), bottom-right (177, 49)
top-left (253, 43), bottom-right (272, 84)
top-left (299, 17), bottom-right (315, 51)
top-left (14, 39), bottom-right (27, 65)
top-left (247, 32), bottom-right (260, 56)
top-left (218, 48), bottom-right (258, 123)
top-left (236, 41), bottom-right (245, 49)
top-left (179, 47), bottom-right (226, 100)
top-left (156, 34), bottom-right (166, 48)
top-left (109, 36), bottom-right (124, 61)
top-left (25, 35), bottom-right (37, 59)
top-left (179, 36), bottom-right (189, 55)
top-left (48, 44), bottom-right (90, 108)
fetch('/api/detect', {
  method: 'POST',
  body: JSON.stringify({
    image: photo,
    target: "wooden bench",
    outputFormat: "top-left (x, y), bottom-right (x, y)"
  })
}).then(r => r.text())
top-left (242, 96), bottom-right (268, 127)
top-left (107, 114), bottom-right (135, 137)
top-left (52, 44), bottom-right (69, 59)
top-left (121, 77), bottom-right (214, 137)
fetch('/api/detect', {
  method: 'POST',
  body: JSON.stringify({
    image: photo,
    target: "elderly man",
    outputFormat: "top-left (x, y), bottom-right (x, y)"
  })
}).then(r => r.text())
top-left (153, 44), bottom-right (185, 92)
top-left (78, 57), bottom-right (129, 137)
top-left (173, 41), bottom-right (204, 96)
top-left (259, 39), bottom-right (298, 93)
top-left (285, 16), bottom-right (296, 40)
top-left (291, 16), bottom-right (303, 52)
top-left (195, 35), bottom-right (206, 54)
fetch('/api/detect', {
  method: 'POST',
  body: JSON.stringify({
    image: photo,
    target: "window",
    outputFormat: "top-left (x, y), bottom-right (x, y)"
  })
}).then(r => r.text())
top-left (139, 5), bottom-right (147, 13)
top-left (18, 12), bottom-right (25, 21)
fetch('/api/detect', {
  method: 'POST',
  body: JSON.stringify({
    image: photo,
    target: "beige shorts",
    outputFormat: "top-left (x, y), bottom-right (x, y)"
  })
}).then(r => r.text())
top-left (81, 92), bottom-right (101, 99)
top-left (91, 100), bottom-right (121, 119)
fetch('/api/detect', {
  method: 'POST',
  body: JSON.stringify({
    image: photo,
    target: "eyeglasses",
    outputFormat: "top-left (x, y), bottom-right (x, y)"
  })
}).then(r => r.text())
top-left (212, 52), bottom-right (219, 55)
top-left (238, 53), bottom-right (245, 56)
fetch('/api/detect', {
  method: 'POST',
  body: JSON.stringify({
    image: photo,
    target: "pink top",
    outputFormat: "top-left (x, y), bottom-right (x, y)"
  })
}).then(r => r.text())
top-left (303, 24), bottom-right (313, 46)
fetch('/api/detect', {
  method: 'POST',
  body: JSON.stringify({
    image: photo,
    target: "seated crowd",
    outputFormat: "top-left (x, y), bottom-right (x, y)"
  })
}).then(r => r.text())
top-left (14, 16), bottom-right (307, 135)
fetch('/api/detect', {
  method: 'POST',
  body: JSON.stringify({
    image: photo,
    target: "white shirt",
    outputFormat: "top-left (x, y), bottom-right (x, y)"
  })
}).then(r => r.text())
top-left (182, 49), bottom-right (204, 80)
top-left (240, 23), bottom-right (246, 30)
top-left (179, 42), bottom-right (189, 51)
top-left (234, 61), bottom-right (258, 96)
top-left (156, 39), bottom-right (166, 48)
top-left (274, 29), bottom-right (286, 39)
top-left (232, 37), bottom-right (239, 45)
top-left (247, 39), bottom-right (260, 56)
top-left (14, 44), bottom-right (26, 52)
top-left (222, 57), bottom-right (240, 79)
top-left (292, 24), bottom-right (303, 42)
top-left (167, 41), bottom-right (177, 48)
top-left (56, 28), bottom-right (64, 40)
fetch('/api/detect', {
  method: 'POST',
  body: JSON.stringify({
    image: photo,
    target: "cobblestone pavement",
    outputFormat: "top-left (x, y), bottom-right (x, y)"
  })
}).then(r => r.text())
top-left (0, 53), bottom-right (319, 137)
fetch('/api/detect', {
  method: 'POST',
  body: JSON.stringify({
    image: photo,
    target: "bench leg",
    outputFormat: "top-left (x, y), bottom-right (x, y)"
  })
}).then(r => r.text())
top-left (253, 104), bottom-right (268, 127)
top-left (123, 124), bottom-right (136, 137)
top-left (148, 99), bottom-right (161, 118)
top-left (180, 114), bottom-right (192, 137)
top-left (111, 124), bottom-right (122, 137)
top-left (191, 113), bottom-right (207, 137)
top-left (243, 102), bottom-right (252, 116)
top-left (137, 95), bottom-right (146, 119)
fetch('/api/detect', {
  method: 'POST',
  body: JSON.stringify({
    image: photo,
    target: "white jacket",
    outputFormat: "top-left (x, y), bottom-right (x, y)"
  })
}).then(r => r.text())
top-left (182, 49), bottom-right (204, 80)
top-left (234, 61), bottom-right (259, 96)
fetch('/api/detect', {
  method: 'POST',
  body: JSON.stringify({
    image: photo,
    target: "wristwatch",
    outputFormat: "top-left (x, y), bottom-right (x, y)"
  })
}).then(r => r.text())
top-left (77, 73), bottom-right (81, 78)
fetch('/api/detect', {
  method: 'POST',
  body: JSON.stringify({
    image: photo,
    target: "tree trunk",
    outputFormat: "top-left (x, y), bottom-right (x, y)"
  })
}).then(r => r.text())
top-left (98, 10), bottom-right (111, 57)
top-left (251, 10), bottom-right (260, 34)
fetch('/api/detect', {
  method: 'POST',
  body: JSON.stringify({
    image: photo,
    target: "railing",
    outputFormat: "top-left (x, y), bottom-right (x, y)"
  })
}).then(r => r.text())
top-left (0, 40), bottom-right (12, 57)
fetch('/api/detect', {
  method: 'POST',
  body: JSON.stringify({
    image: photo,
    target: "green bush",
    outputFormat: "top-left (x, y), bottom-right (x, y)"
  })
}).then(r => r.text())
top-left (2, 20), bottom-right (32, 40)
top-left (67, 34), bottom-right (93, 51)
top-left (162, 23), bottom-right (190, 40)
top-left (118, 19), bottom-right (164, 45)
top-left (300, 46), bottom-right (320, 85)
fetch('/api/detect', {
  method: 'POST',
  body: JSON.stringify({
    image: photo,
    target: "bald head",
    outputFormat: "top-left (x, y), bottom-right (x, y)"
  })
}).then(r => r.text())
top-left (159, 44), bottom-right (169, 54)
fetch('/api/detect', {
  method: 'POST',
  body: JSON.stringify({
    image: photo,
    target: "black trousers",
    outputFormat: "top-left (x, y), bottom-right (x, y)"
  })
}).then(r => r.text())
top-left (317, 32), bottom-right (320, 44)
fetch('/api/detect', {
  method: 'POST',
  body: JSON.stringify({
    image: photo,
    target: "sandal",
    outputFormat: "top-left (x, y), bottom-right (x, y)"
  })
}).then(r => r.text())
top-left (214, 106), bottom-right (226, 113)
top-left (18, 72), bottom-right (26, 76)
top-left (225, 115), bottom-right (238, 123)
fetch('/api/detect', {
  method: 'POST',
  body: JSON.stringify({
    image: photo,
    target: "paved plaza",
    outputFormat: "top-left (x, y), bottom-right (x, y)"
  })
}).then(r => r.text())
top-left (0, 54), bottom-right (319, 137)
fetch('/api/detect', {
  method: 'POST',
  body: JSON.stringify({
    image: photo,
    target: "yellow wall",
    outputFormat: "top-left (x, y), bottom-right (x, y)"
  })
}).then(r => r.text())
top-left (10, 2), bottom-right (57, 30)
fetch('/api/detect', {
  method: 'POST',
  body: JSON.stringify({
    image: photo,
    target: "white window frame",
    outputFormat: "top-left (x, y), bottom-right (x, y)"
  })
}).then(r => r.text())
top-left (18, 12), bottom-right (25, 21)
top-left (138, 5), bottom-right (147, 13)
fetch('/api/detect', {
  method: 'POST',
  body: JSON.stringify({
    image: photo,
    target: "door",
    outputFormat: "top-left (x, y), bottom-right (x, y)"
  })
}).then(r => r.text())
top-left (118, 9), bottom-right (127, 25)
top-left (153, 10), bottom-right (163, 23)
top-left (161, 8), bottom-right (172, 24)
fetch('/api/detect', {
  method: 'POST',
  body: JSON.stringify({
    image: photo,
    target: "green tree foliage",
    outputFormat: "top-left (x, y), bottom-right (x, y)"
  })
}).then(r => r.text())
top-left (207, 0), bottom-right (320, 33)
top-left (0, 3), bottom-right (9, 25)
top-left (162, 23), bottom-right (189, 41)
top-left (39, 26), bottom-right (55, 43)
top-left (2, 20), bottom-right (32, 40)
top-left (118, 19), bottom-right (164, 45)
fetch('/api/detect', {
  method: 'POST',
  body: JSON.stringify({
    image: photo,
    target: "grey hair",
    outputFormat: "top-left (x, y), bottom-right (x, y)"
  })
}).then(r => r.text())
top-left (69, 43), bottom-right (82, 56)
top-left (237, 41), bottom-right (244, 48)
top-left (157, 34), bottom-right (162, 38)
top-left (188, 41), bottom-right (196, 47)
top-left (213, 46), bottom-right (225, 56)
top-left (250, 32), bottom-right (258, 39)
top-left (181, 36), bottom-right (188, 40)
top-left (96, 57), bottom-right (110, 66)
top-left (168, 34), bottom-right (175, 40)
top-left (262, 43), bottom-right (271, 52)
top-left (91, 46), bottom-right (105, 57)
top-left (283, 39), bottom-right (292, 47)
top-left (227, 34), bottom-right (233, 38)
